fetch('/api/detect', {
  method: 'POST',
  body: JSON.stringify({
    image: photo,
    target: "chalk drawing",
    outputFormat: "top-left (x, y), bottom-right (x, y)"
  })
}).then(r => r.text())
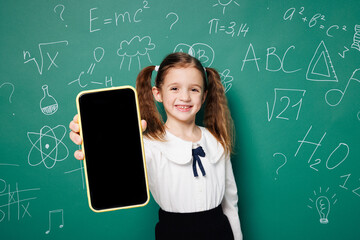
top-left (219, 69), bottom-right (234, 93)
top-left (306, 40), bottom-right (338, 82)
top-left (351, 25), bottom-right (360, 51)
top-left (0, 180), bottom-right (40, 223)
top-left (325, 68), bottom-right (360, 107)
top-left (40, 85), bottom-right (58, 116)
top-left (23, 40), bottom-right (68, 75)
top-left (45, 209), bottom-right (64, 234)
top-left (307, 187), bottom-right (337, 224)
top-left (117, 36), bottom-right (155, 71)
top-left (0, 163), bottom-right (19, 167)
top-left (65, 153), bottom-right (85, 189)
top-left (27, 125), bottom-right (69, 169)
top-left (174, 43), bottom-right (215, 67)
top-left (212, 0), bottom-right (240, 15)
top-left (338, 46), bottom-right (349, 59)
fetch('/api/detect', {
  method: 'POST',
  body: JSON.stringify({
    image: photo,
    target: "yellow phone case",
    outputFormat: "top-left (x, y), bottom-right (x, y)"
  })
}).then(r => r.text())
top-left (76, 86), bottom-right (149, 213)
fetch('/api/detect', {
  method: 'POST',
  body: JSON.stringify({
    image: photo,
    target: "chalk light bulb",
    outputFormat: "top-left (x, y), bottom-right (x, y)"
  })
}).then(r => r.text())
top-left (316, 196), bottom-right (330, 224)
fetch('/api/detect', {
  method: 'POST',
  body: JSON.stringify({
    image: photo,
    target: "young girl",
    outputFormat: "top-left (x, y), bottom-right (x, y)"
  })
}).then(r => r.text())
top-left (69, 52), bottom-right (242, 239)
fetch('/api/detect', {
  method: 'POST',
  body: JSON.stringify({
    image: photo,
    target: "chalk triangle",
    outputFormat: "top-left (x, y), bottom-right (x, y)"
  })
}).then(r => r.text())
top-left (306, 41), bottom-right (338, 82)
top-left (311, 51), bottom-right (330, 77)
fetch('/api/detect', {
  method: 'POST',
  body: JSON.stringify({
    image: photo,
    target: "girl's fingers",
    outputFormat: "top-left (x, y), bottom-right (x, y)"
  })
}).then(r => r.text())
top-left (74, 149), bottom-right (84, 160)
top-left (141, 119), bottom-right (147, 132)
top-left (70, 131), bottom-right (82, 145)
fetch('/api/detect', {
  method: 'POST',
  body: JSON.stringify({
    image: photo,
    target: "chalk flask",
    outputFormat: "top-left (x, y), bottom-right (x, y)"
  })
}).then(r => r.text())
top-left (40, 85), bottom-right (58, 115)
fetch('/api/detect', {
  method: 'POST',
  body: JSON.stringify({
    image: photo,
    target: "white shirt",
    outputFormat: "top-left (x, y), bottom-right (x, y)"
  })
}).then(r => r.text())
top-left (143, 126), bottom-right (243, 240)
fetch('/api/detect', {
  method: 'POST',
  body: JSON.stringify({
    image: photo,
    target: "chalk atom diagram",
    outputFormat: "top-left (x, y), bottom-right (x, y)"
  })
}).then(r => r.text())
top-left (27, 125), bottom-right (69, 169)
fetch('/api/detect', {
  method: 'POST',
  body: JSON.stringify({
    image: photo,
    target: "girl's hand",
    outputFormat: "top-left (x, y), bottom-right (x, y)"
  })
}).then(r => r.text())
top-left (69, 115), bottom-right (147, 161)
top-left (69, 114), bottom-right (84, 160)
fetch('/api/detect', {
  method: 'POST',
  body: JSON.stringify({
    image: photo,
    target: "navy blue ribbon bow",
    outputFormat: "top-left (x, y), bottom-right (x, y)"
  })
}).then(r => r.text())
top-left (192, 146), bottom-right (206, 177)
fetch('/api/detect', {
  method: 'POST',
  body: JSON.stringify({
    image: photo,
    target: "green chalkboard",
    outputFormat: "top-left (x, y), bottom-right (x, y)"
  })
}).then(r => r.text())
top-left (1, 0), bottom-right (360, 239)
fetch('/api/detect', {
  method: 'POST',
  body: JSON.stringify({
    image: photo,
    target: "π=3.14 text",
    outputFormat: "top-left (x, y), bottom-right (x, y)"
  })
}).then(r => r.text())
top-left (208, 18), bottom-right (249, 38)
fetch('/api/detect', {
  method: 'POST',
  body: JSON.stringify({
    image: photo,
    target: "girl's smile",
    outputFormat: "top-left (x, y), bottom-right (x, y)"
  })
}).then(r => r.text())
top-left (152, 67), bottom-right (207, 126)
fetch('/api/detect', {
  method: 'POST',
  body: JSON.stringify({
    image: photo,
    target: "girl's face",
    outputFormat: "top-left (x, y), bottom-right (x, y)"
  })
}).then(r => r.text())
top-left (152, 67), bottom-right (207, 126)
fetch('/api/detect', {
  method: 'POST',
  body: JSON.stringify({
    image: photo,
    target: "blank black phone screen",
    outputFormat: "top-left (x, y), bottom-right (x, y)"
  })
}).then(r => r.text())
top-left (78, 87), bottom-right (148, 211)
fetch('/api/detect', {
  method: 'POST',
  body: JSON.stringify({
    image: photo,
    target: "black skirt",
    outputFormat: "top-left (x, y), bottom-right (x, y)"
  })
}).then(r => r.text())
top-left (155, 205), bottom-right (234, 240)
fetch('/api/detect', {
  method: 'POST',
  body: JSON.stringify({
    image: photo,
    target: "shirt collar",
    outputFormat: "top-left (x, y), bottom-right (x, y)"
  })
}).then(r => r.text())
top-left (154, 127), bottom-right (225, 165)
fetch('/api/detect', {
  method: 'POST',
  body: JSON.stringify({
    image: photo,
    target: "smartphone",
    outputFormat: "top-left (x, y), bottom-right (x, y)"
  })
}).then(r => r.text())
top-left (76, 86), bottom-right (149, 212)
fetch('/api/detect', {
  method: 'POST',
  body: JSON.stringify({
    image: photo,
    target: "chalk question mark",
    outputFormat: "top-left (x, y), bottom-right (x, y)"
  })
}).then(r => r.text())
top-left (0, 82), bottom-right (15, 103)
top-left (54, 4), bottom-right (67, 27)
top-left (166, 12), bottom-right (179, 30)
top-left (273, 152), bottom-right (287, 180)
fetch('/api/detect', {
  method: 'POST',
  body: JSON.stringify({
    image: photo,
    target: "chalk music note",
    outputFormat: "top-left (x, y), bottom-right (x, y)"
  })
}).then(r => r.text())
top-left (325, 68), bottom-right (360, 107)
top-left (45, 209), bottom-right (64, 234)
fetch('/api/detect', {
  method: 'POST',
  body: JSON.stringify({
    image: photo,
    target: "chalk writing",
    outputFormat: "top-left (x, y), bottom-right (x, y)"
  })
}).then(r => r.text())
top-left (166, 12), bottom-right (179, 30)
top-left (273, 125), bottom-right (360, 199)
top-left (0, 82), bottom-right (15, 103)
top-left (54, 4), bottom-right (67, 27)
top-left (0, 180), bottom-right (40, 223)
top-left (208, 18), bottom-right (249, 38)
top-left (68, 47), bottom-right (108, 88)
top-left (69, 74), bottom-right (114, 88)
top-left (241, 43), bottom-right (302, 72)
top-left (283, 7), bottom-right (347, 39)
top-left (266, 88), bottom-right (306, 121)
top-left (27, 125), bottom-right (69, 169)
top-left (295, 126), bottom-right (350, 172)
top-left (23, 40), bottom-right (68, 75)
top-left (45, 209), bottom-right (64, 234)
top-left (273, 153), bottom-right (287, 180)
top-left (241, 43), bottom-right (260, 71)
top-left (339, 174), bottom-right (360, 198)
top-left (266, 45), bottom-right (301, 73)
top-left (117, 35), bottom-right (155, 71)
top-left (89, 1), bottom-right (150, 32)
top-left (89, 47), bottom-right (105, 75)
